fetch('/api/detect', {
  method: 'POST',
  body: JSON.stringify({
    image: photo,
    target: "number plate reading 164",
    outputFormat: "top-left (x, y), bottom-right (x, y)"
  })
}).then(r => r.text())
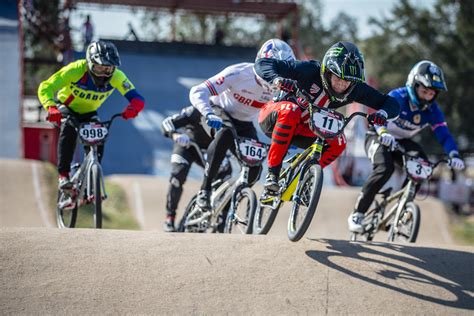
top-left (239, 139), bottom-right (266, 162)
top-left (79, 123), bottom-right (108, 143)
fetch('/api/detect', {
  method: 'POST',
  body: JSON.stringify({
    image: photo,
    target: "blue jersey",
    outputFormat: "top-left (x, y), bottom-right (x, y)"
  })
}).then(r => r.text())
top-left (387, 87), bottom-right (458, 155)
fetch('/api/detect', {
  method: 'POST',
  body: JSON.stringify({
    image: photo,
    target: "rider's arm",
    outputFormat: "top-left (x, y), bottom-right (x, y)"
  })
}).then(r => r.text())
top-left (161, 106), bottom-right (201, 138)
top-left (429, 103), bottom-right (459, 156)
top-left (37, 60), bottom-right (85, 109)
top-left (189, 64), bottom-right (247, 116)
top-left (354, 83), bottom-right (400, 121)
top-left (110, 69), bottom-right (145, 112)
top-left (254, 58), bottom-right (317, 84)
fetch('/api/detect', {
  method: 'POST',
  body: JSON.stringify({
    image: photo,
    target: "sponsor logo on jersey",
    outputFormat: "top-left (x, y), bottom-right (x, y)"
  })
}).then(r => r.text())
top-left (215, 76), bottom-right (225, 85)
top-left (122, 80), bottom-right (131, 90)
top-left (310, 83), bottom-right (320, 94)
top-left (233, 93), bottom-right (267, 108)
top-left (413, 114), bottom-right (421, 124)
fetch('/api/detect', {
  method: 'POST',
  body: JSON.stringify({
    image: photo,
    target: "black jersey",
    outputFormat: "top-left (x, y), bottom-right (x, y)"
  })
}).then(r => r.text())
top-left (254, 58), bottom-right (399, 119)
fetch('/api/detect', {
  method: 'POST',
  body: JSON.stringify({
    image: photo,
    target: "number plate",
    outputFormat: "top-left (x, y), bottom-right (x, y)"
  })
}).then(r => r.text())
top-left (406, 158), bottom-right (432, 180)
top-left (79, 123), bottom-right (108, 143)
top-left (238, 139), bottom-right (266, 162)
top-left (312, 109), bottom-right (343, 134)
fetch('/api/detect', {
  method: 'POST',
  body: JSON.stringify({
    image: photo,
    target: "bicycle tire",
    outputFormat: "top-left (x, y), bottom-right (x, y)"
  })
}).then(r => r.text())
top-left (177, 194), bottom-right (198, 232)
top-left (288, 164), bottom-right (323, 242)
top-left (253, 195), bottom-right (281, 235)
top-left (56, 190), bottom-right (78, 228)
top-left (91, 164), bottom-right (102, 229)
top-left (224, 187), bottom-right (257, 234)
top-left (388, 202), bottom-right (421, 243)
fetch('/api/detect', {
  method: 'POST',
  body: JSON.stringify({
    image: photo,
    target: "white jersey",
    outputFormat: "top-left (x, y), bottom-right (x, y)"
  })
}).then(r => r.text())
top-left (189, 63), bottom-right (273, 122)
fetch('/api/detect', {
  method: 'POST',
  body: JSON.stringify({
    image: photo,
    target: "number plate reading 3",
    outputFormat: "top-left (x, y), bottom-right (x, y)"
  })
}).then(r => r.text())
top-left (406, 159), bottom-right (432, 179)
top-left (312, 110), bottom-right (342, 134)
top-left (239, 140), bottom-right (266, 161)
top-left (80, 123), bottom-right (108, 143)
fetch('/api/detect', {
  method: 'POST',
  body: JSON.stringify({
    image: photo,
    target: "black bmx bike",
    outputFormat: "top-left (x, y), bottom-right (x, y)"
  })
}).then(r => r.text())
top-left (56, 113), bottom-right (122, 229)
top-left (178, 130), bottom-right (267, 234)
top-left (350, 143), bottom-right (450, 243)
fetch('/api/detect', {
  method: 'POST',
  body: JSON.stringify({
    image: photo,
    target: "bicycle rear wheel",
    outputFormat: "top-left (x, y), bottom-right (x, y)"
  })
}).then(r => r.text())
top-left (56, 190), bottom-right (78, 228)
top-left (91, 164), bottom-right (102, 229)
top-left (388, 202), bottom-right (420, 243)
top-left (177, 194), bottom-right (200, 232)
top-left (288, 164), bottom-right (323, 242)
top-left (225, 187), bottom-right (257, 234)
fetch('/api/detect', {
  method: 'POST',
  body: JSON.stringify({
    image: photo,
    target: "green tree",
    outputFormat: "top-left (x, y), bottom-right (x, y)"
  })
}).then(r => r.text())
top-left (363, 0), bottom-right (474, 152)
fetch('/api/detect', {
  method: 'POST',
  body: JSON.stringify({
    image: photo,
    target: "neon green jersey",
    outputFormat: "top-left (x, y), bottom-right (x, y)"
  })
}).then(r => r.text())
top-left (38, 59), bottom-right (137, 114)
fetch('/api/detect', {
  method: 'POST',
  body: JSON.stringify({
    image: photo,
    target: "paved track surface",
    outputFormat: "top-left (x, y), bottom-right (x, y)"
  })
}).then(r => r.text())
top-left (2, 159), bottom-right (473, 314)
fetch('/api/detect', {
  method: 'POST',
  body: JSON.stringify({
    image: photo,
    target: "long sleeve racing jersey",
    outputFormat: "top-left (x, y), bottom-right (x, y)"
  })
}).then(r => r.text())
top-left (38, 59), bottom-right (144, 114)
top-left (189, 62), bottom-right (273, 122)
top-left (387, 87), bottom-right (458, 155)
top-left (254, 58), bottom-right (400, 120)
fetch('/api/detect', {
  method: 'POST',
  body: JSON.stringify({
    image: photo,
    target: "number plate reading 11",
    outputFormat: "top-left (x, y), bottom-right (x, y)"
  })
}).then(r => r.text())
top-left (239, 140), bottom-right (266, 161)
top-left (406, 159), bottom-right (432, 179)
top-left (312, 110), bottom-right (342, 134)
top-left (80, 123), bottom-right (108, 143)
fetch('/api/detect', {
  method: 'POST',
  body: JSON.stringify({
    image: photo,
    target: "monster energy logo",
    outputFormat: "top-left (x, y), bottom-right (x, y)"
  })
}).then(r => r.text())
top-left (349, 65), bottom-right (357, 75)
top-left (327, 47), bottom-right (343, 57)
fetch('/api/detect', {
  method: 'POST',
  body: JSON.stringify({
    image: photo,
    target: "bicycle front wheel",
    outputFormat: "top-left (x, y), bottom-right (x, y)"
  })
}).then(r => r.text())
top-left (225, 187), bottom-right (257, 234)
top-left (388, 202), bottom-right (420, 243)
top-left (56, 190), bottom-right (78, 228)
top-left (288, 164), bottom-right (323, 242)
top-left (91, 164), bottom-right (102, 229)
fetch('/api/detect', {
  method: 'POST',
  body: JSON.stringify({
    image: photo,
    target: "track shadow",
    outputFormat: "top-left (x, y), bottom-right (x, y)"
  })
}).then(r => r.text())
top-left (306, 239), bottom-right (474, 310)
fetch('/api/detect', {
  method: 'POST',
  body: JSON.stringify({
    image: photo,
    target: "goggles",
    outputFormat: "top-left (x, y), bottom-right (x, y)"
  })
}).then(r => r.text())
top-left (91, 64), bottom-right (115, 77)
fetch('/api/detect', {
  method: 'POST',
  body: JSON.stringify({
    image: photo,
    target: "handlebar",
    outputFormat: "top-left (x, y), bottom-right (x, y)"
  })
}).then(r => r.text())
top-left (394, 142), bottom-right (450, 169)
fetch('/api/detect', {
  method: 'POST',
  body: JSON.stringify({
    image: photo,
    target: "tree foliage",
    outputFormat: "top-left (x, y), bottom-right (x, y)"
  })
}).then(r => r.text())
top-left (363, 0), bottom-right (474, 151)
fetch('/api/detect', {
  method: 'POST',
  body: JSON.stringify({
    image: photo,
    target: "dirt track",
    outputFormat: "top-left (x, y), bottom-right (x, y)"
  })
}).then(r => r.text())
top-left (1, 159), bottom-right (473, 314)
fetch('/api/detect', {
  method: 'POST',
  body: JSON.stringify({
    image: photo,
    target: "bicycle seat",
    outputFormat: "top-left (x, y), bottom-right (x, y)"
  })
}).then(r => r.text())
top-left (377, 187), bottom-right (392, 198)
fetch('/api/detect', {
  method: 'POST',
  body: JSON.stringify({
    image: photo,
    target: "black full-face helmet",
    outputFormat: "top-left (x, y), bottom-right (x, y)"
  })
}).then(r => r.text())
top-left (406, 60), bottom-right (447, 111)
top-left (320, 41), bottom-right (366, 102)
top-left (86, 40), bottom-right (121, 87)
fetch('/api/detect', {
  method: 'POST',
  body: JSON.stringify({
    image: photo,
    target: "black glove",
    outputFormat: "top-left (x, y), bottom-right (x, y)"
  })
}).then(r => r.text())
top-left (273, 77), bottom-right (297, 93)
top-left (367, 110), bottom-right (388, 126)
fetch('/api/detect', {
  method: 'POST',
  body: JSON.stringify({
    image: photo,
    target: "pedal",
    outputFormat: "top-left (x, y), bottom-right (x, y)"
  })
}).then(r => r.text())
top-left (58, 197), bottom-right (74, 210)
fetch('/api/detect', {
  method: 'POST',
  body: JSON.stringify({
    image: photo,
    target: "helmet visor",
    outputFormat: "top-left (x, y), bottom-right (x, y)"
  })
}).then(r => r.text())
top-left (91, 64), bottom-right (115, 77)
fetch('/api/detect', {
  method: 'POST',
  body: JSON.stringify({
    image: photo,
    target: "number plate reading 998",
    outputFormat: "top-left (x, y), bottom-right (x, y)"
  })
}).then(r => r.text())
top-left (80, 123), bottom-right (108, 143)
top-left (312, 110), bottom-right (342, 134)
top-left (239, 140), bottom-right (266, 161)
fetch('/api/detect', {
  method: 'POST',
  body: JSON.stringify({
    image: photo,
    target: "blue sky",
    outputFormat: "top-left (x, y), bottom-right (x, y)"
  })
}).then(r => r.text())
top-left (70, 0), bottom-right (435, 47)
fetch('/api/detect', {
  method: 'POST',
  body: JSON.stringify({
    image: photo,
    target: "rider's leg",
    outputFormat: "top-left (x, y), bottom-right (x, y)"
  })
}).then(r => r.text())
top-left (57, 115), bottom-right (79, 189)
top-left (197, 127), bottom-right (234, 211)
top-left (258, 101), bottom-right (302, 192)
top-left (319, 135), bottom-right (347, 168)
top-left (164, 145), bottom-right (195, 232)
top-left (349, 134), bottom-right (396, 232)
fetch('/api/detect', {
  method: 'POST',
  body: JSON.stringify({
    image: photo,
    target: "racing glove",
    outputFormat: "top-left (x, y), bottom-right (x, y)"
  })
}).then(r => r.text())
top-left (273, 77), bottom-right (297, 93)
top-left (47, 106), bottom-right (62, 124)
top-left (206, 113), bottom-right (223, 130)
top-left (378, 130), bottom-right (396, 151)
top-left (367, 110), bottom-right (388, 126)
top-left (172, 133), bottom-right (190, 147)
top-left (122, 99), bottom-right (144, 120)
top-left (449, 152), bottom-right (465, 170)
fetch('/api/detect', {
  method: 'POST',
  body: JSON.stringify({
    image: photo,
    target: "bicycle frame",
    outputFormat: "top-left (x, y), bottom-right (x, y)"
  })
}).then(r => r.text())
top-left (183, 135), bottom-right (265, 232)
top-left (363, 144), bottom-right (449, 237)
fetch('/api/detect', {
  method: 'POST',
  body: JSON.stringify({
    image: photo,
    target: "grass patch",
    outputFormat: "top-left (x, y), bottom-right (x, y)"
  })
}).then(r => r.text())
top-left (450, 215), bottom-right (474, 246)
top-left (42, 163), bottom-right (139, 230)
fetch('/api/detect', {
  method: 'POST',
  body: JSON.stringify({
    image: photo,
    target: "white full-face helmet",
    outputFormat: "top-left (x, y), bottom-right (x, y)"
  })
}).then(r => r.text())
top-left (255, 38), bottom-right (296, 62)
